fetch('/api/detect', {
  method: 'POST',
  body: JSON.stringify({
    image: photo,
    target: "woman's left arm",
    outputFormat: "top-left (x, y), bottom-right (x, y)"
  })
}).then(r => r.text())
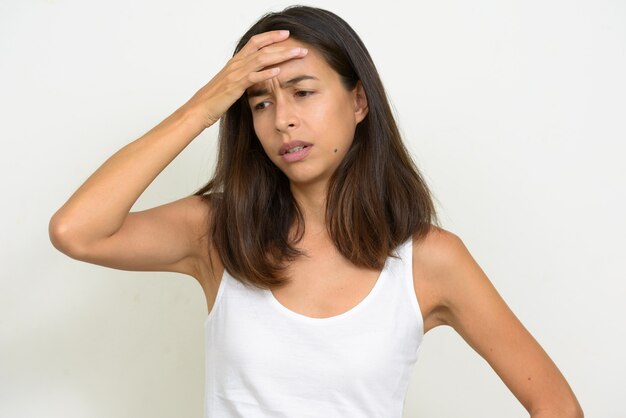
top-left (432, 231), bottom-right (584, 418)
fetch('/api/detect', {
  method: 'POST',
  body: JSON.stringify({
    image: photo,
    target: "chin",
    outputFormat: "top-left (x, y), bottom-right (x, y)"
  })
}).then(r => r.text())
top-left (284, 170), bottom-right (333, 189)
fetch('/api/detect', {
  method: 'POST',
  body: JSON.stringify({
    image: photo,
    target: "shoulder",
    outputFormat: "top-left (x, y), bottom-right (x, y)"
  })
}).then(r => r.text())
top-left (166, 194), bottom-right (213, 257)
top-left (182, 194), bottom-right (214, 237)
top-left (179, 194), bottom-right (223, 286)
top-left (412, 225), bottom-right (466, 269)
top-left (411, 225), bottom-right (479, 328)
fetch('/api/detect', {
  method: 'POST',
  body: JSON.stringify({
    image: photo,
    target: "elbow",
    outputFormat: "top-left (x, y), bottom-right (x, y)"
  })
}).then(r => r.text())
top-left (48, 214), bottom-right (87, 259)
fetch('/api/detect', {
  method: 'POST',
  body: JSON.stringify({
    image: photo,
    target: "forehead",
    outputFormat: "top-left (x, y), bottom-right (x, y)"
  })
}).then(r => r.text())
top-left (246, 40), bottom-right (337, 95)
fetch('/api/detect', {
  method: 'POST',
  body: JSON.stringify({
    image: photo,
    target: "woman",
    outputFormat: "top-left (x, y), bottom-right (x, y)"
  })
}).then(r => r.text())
top-left (49, 5), bottom-right (583, 417)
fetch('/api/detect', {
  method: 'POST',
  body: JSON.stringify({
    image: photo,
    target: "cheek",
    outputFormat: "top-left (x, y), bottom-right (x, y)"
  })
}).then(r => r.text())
top-left (327, 101), bottom-right (357, 148)
top-left (307, 101), bottom-right (331, 122)
top-left (250, 124), bottom-right (273, 160)
top-left (251, 117), bottom-right (272, 147)
top-left (251, 115), bottom-right (263, 136)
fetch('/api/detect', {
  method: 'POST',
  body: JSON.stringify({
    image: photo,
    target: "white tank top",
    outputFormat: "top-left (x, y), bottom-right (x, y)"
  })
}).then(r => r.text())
top-left (203, 237), bottom-right (424, 417)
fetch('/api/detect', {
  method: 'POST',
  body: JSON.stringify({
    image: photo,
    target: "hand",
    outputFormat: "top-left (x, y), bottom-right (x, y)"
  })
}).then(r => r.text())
top-left (183, 30), bottom-right (308, 129)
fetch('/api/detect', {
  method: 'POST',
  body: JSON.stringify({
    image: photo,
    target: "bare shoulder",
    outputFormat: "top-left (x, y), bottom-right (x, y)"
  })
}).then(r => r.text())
top-left (412, 225), bottom-right (464, 267)
top-left (183, 194), bottom-right (223, 288)
top-left (411, 225), bottom-right (469, 332)
top-left (180, 194), bottom-right (213, 244)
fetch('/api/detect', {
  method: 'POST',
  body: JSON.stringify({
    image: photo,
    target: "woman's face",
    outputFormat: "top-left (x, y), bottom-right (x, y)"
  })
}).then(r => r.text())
top-left (245, 38), bottom-right (368, 188)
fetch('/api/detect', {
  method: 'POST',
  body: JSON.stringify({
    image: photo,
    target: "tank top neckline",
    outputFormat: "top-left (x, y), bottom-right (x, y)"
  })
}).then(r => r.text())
top-left (263, 256), bottom-right (391, 324)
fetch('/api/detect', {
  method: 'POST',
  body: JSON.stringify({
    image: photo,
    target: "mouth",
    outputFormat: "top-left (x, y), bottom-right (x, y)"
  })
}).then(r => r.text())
top-left (279, 140), bottom-right (314, 156)
top-left (284, 145), bottom-right (308, 154)
top-left (281, 144), bottom-right (313, 163)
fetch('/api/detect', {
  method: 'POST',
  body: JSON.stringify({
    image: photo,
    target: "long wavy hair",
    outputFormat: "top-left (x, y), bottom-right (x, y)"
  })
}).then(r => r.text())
top-left (192, 5), bottom-right (440, 290)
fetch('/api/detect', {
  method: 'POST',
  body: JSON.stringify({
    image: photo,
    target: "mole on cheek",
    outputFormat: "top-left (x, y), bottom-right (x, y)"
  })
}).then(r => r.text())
top-left (334, 148), bottom-right (338, 153)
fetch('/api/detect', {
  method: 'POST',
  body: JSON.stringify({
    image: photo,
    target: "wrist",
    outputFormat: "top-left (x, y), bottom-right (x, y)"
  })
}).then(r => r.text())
top-left (173, 103), bottom-right (214, 132)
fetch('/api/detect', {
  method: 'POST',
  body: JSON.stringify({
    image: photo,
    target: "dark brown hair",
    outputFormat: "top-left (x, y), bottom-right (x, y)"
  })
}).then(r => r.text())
top-left (192, 5), bottom-right (440, 290)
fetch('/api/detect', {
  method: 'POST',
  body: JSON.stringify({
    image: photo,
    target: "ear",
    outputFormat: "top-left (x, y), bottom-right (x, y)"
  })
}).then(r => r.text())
top-left (352, 80), bottom-right (369, 124)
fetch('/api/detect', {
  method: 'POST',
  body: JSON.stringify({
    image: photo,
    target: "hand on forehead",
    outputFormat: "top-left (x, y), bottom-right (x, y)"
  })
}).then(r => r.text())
top-left (246, 44), bottom-right (326, 99)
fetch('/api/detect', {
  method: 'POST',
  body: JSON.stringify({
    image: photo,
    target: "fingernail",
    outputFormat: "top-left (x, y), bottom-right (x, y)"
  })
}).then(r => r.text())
top-left (280, 30), bottom-right (289, 36)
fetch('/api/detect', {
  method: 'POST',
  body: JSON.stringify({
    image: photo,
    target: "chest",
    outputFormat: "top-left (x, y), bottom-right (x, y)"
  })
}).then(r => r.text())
top-left (269, 250), bottom-right (384, 319)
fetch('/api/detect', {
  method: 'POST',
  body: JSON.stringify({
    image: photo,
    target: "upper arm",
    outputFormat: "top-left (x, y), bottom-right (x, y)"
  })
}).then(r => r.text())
top-left (53, 194), bottom-right (213, 279)
top-left (424, 228), bottom-right (582, 416)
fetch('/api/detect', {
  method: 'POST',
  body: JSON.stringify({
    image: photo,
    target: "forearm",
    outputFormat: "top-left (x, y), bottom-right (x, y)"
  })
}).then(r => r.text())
top-left (49, 104), bottom-right (206, 251)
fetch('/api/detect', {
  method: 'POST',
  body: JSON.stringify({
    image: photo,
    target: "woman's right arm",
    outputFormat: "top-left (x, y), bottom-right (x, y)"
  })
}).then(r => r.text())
top-left (48, 105), bottom-right (212, 278)
top-left (48, 29), bottom-right (307, 280)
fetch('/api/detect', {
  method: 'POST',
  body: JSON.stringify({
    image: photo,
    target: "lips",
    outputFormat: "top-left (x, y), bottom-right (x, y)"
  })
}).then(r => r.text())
top-left (279, 140), bottom-right (313, 156)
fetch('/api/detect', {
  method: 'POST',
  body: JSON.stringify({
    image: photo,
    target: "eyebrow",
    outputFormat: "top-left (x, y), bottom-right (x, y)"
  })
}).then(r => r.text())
top-left (247, 75), bottom-right (319, 99)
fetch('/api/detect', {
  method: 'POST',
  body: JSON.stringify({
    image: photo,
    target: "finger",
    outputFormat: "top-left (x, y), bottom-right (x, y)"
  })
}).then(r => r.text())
top-left (247, 46), bottom-right (308, 73)
top-left (238, 30), bottom-right (290, 58)
top-left (246, 67), bottom-right (282, 86)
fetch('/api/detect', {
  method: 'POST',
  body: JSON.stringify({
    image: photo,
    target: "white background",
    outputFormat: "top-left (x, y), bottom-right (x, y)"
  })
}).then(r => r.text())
top-left (1, 0), bottom-right (624, 417)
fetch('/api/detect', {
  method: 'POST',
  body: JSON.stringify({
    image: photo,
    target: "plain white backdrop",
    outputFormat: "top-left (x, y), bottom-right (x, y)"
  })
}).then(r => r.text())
top-left (1, 0), bottom-right (624, 417)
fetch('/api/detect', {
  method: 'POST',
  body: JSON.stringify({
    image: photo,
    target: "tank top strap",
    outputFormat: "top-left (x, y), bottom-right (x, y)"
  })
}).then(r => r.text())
top-left (403, 236), bottom-right (424, 334)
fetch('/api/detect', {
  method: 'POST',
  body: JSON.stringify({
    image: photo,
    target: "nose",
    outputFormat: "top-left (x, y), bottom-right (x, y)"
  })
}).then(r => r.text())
top-left (274, 96), bottom-right (299, 133)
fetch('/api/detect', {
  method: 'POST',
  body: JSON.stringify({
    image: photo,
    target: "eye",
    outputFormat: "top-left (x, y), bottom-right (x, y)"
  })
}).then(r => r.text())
top-left (295, 90), bottom-right (313, 98)
top-left (254, 101), bottom-right (269, 111)
top-left (253, 91), bottom-right (314, 111)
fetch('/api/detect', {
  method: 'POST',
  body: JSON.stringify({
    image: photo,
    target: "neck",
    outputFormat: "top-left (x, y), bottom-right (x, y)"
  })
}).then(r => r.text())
top-left (289, 180), bottom-right (328, 236)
